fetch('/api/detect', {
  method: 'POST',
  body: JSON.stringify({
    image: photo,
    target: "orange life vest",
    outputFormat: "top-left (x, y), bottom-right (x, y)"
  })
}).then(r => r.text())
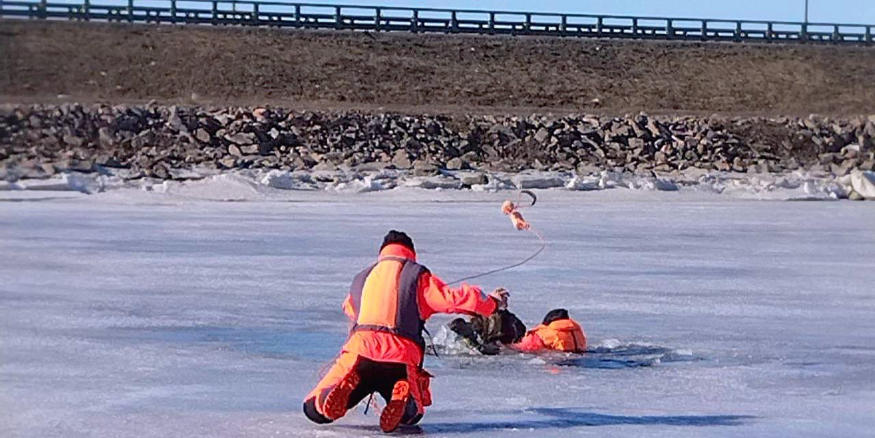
top-left (531, 318), bottom-right (586, 353)
top-left (348, 255), bottom-right (429, 348)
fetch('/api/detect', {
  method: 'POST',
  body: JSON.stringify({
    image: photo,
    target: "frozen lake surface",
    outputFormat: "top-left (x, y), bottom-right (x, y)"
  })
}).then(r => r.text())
top-left (1, 189), bottom-right (874, 437)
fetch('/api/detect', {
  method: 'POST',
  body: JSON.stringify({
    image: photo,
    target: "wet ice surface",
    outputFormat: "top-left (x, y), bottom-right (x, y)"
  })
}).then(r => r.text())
top-left (1, 190), bottom-right (874, 437)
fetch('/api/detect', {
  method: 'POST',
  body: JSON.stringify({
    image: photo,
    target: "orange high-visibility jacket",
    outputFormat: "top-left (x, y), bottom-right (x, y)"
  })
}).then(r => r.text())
top-left (339, 243), bottom-right (498, 366)
top-left (512, 318), bottom-right (586, 353)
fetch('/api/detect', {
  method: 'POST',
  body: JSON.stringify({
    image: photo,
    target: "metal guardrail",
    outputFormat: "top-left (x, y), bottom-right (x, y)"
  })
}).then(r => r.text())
top-left (1, 0), bottom-right (873, 45)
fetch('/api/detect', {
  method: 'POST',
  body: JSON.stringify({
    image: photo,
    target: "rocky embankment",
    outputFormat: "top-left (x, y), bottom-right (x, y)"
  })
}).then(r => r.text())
top-left (2, 103), bottom-right (875, 198)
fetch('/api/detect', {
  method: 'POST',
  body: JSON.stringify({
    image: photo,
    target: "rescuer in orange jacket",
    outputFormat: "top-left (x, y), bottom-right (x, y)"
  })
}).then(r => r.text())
top-left (511, 308), bottom-right (587, 353)
top-left (303, 230), bottom-right (508, 433)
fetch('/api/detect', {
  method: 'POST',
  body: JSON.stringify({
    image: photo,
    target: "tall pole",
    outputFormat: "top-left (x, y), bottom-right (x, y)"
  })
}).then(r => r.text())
top-left (804, 0), bottom-right (809, 23)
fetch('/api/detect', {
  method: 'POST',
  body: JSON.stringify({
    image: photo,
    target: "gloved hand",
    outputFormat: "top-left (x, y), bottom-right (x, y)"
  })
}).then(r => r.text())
top-left (489, 287), bottom-right (509, 310)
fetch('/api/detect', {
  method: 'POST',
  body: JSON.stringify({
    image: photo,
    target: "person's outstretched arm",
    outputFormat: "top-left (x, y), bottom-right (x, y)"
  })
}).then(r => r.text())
top-left (417, 272), bottom-right (501, 320)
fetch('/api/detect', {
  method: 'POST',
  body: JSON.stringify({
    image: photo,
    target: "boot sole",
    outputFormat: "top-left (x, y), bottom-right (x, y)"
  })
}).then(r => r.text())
top-left (380, 380), bottom-right (410, 433)
top-left (321, 372), bottom-right (360, 420)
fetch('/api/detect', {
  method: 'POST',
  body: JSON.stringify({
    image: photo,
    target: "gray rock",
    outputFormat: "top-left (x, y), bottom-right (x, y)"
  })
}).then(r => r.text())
top-left (40, 162), bottom-right (57, 176)
top-left (195, 128), bottom-right (211, 143)
top-left (628, 138), bottom-right (645, 150)
top-left (655, 151), bottom-right (667, 163)
top-left (312, 161), bottom-right (337, 171)
top-left (356, 162), bottom-right (389, 172)
top-left (218, 157), bottom-right (236, 168)
top-left (225, 132), bottom-right (256, 145)
top-left (97, 127), bottom-right (114, 148)
top-left (63, 135), bottom-right (84, 147)
top-left (576, 163), bottom-right (601, 175)
top-left (240, 145), bottom-right (259, 155)
top-left (228, 144), bottom-right (242, 157)
top-left (458, 172), bottom-right (488, 186)
top-left (412, 160), bottom-right (439, 176)
top-left (534, 128), bottom-right (550, 143)
top-left (445, 157), bottom-right (464, 170)
top-left (150, 163), bottom-right (170, 179)
top-left (392, 150), bottom-right (412, 169)
top-left (65, 160), bottom-right (94, 173)
top-left (167, 106), bottom-right (187, 133)
top-left (831, 160), bottom-right (857, 176)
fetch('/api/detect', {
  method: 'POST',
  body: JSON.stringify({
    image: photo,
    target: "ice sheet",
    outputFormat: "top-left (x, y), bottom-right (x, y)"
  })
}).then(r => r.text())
top-left (1, 191), bottom-right (874, 437)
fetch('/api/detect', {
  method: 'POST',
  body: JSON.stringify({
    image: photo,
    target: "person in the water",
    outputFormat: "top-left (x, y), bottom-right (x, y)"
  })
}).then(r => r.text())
top-left (447, 306), bottom-right (586, 354)
top-left (511, 308), bottom-right (587, 353)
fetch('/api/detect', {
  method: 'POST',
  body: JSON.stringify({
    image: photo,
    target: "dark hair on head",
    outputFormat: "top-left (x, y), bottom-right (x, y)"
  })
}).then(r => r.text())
top-left (542, 308), bottom-right (570, 325)
top-left (381, 230), bottom-right (414, 252)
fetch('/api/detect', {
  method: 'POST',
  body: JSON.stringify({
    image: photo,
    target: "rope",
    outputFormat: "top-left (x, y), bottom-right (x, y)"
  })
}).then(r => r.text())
top-left (447, 227), bottom-right (545, 285)
top-left (363, 392), bottom-right (375, 415)
top-left (445, 190), bottom-right (544, 285)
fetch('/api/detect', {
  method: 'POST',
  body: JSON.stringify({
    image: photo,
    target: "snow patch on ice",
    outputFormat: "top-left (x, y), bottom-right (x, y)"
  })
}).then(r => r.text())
top-left (850, 170), bottom-right (875, 198)
top-left (158, 173), bottom-right (265, 200)
top-left (5, 168), bottom-right (875, 201)
top-left (258, 170), bottom-right (318, 190)
top-left (512, 172), bottom-right (567, 189)
top-left (403, 175), bottom-right (463, 190)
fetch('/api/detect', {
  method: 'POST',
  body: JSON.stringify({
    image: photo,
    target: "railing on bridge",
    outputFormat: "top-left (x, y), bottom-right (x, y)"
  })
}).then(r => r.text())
top-left (1, 0), bottom-right (872, 45)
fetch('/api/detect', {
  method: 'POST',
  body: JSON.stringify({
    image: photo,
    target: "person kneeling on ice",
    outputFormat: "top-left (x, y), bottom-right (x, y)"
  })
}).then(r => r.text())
top-left (302, 230), bottom-right (509, 433)
top-left (511, 308), bottom-right (587, 353)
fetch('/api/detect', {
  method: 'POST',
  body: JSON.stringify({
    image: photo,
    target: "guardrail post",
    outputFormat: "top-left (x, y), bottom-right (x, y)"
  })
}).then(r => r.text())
top-left (866, 26), bottom-right (872, 44)
top-left (127, 0), bottom-right (133, 22)
top-left (450, 10), bottom-right (457, 32)
top-left (632, 17), bottom-right (638, 36)
top-left (294, 4), bottom-right (300, 27)
top-left (560, 14), bottom-right (567, 36)
top-left (170, 0), bottom-right (176, 23)
top-left (735, 21), bottom-right (742, 41)
top-left (83, 0), bottom-right (90, 20)
top-left (832, 24), bottom-right (840, 42)
top-left (700, 20), bottom-right (707, 40)
top-left (210, 0), bottom-right (216, 25)
top-left (374, 7), bottom-right (381, 31)
top-left (488, 12), bottom-right (494, 34)
top-left (334, 6), bottom-right (341, 29)
top-left (252, 2), bottom-right (258, 26)
top-left (767, 22), bottom-right (773, 41)
top-left (801, 23), bottom-right (808, 41)
top-left (411, 9), bottom-right (418, 32)
top-left (666, 19), bottom-right (673, 38)
top-left (597, 16), bottom-right (603, 35)
top-left (524, 13), bottom-right (530, 32)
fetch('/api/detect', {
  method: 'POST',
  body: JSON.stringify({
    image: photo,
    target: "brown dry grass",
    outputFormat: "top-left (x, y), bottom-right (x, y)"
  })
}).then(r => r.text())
top-left (2, 20), bottom-right (874, 116)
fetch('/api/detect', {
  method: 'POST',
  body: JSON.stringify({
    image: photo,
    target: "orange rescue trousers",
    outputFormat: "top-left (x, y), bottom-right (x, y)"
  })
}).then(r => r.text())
top-left (303, 352), bottom-right (432, 429)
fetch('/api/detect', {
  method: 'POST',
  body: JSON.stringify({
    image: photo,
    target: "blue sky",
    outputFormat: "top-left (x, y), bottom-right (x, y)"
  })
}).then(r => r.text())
top-left (305, 1), bottom-right (875, 24)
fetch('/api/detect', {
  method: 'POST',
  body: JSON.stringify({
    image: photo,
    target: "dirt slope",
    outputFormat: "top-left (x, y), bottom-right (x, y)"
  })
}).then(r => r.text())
top-left (2, 20), bottom-right (874, 115)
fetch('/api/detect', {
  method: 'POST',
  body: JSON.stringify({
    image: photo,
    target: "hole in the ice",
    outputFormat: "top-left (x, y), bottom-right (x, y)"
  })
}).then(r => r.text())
top-left (552, 342), bottom-right (699, 369)
top-left (430, 334), bottom-right (700, 369)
